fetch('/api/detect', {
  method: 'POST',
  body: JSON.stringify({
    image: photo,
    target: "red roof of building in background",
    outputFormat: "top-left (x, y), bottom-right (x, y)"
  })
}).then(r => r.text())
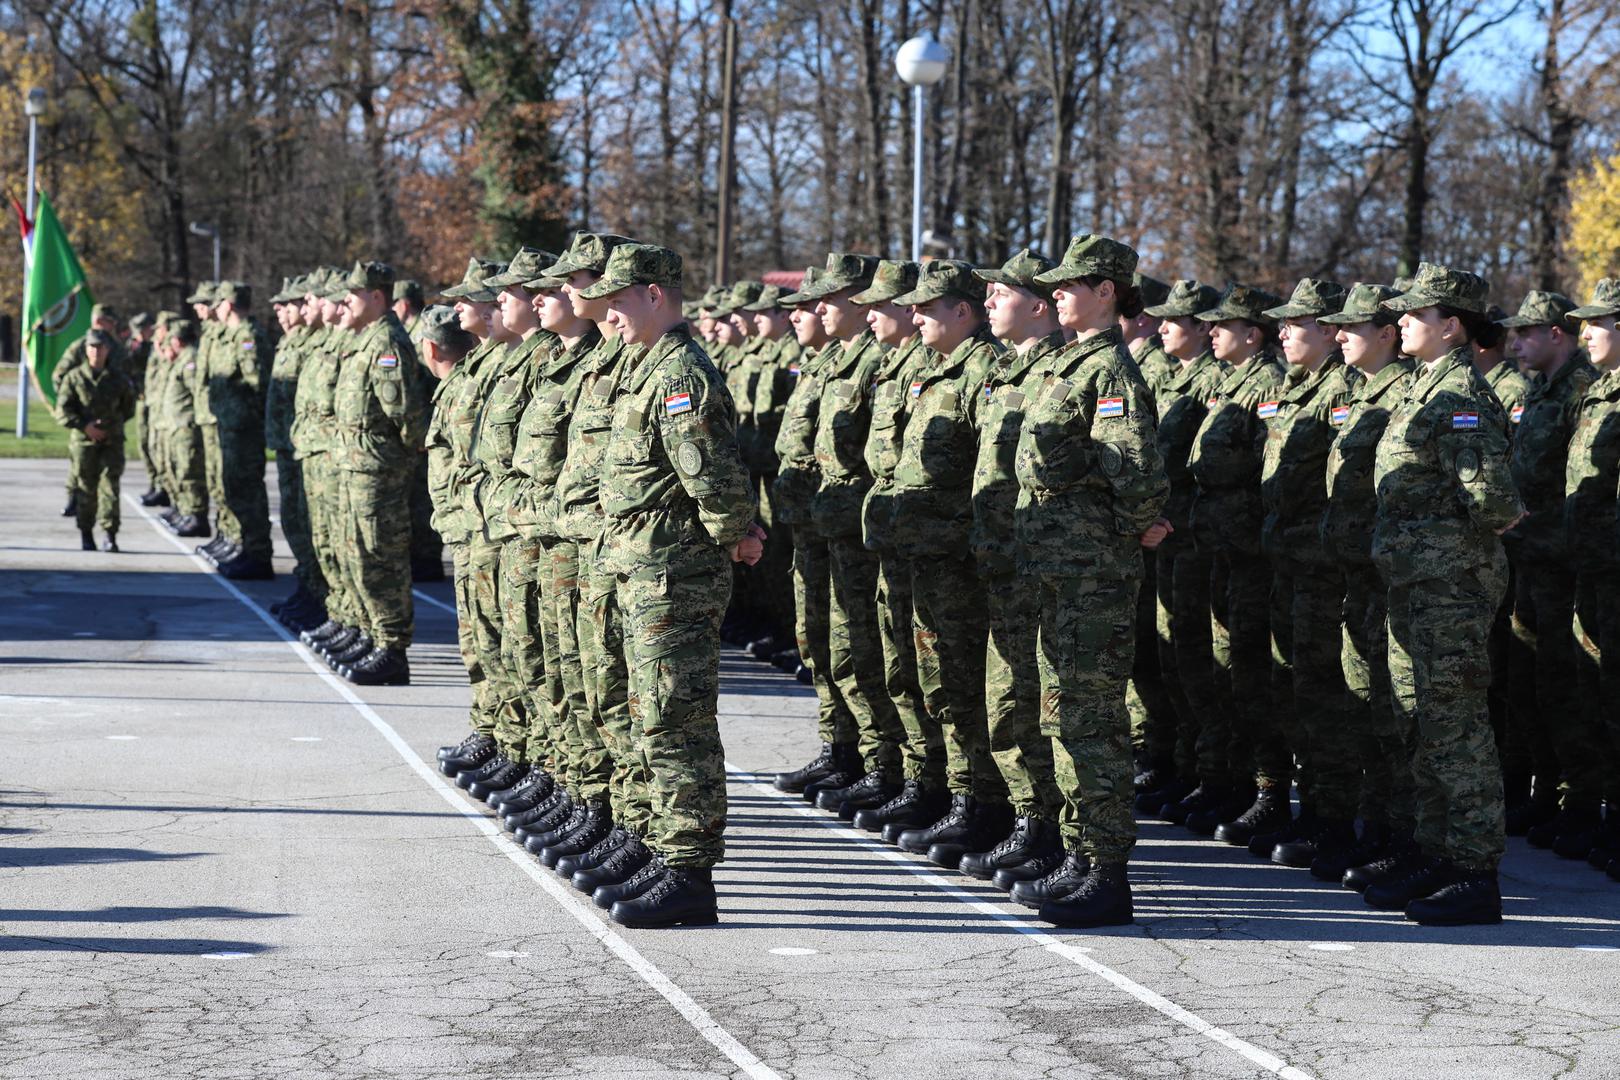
top-left (763, 270), bottom-right (804, 288)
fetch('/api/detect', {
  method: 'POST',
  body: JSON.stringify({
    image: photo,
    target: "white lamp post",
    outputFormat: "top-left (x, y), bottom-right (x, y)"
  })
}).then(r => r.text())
top-left (189, 221), bottom-right (221, 282)
top-left (16, 87), bottom-right (46, 439)
top-left (895, 34), bottom-right (949, 262)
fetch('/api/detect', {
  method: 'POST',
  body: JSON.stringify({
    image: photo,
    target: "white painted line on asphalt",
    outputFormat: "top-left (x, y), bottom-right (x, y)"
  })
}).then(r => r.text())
top-left (412, 588), bottom-right (457, 616)
top-left (291, 736), bottom-right (323, 742)
top-left (105, 735), bottom-right (138, 741)
top-left (486, 950), bottom-right (531, 959)
top-left (1308, 943), bottom-right (1355, 952)
top-left (769, 947), bottom-right (818, 956)
top-left (125, 496), bottom-right (786, 1080)
top-left (726, 766), bottom-right (1316, 1080)
top-left (202, 951), bottom-right (253, 959)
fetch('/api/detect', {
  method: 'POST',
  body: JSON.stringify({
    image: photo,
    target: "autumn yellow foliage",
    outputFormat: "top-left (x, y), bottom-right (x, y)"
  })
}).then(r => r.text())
top-left (1568, 153), bottom-right (1620, 300)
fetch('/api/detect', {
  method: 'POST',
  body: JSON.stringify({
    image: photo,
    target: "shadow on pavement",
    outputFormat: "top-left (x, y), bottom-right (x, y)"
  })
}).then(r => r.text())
top-left (0, 905), bottom-right (287, 923)
top-left (0, 935), bottom-right (274, 955)
top-left (0, 847), bottom-right (210, 868)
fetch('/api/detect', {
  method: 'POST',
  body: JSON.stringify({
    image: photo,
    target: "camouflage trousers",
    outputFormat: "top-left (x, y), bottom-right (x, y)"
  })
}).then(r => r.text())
top-left (68, 440), bottom-right (124, 534)
top-left (1034, 571), bottom-right (1139, 863)
top-left (1199, 550), bottom-right (1271, 785)
top-left (793, 536), bottom-right (858, 747)
top-left (1156, 543), bottom-right (1216, 779)
top-left (876, 556), bottom-right (942, 787)
top-left (408, 452), bottom-right (443, 570)
top-left (275, 456), bottom-right (323, 597)
top-left (616, 549), bottom-right (732, 868)
top-left (1511, 563), bottom-right (1603, 813)
top-left (1341, 563), bottom-right (1412, 833)
top-left (134, 398), bottom-right (158, 481)
top-left (1388, 564), bottom-right (1508, 872)
top-left (542, 537), bottom-right (602, 798)
top-left (450, 543), bottom-right (497, 738)
top-left (338, 468), bottom-right (415, 651)
top-left (1574, 568), bottom-right (1620, 806)
top-left (497, 534), bottom-right (547, 767)
top-left (200, 422), bottom-right (235, 541)
top-left (1272, 562), bottom-right (1353, 816)
top-left (985, 571), bottom-right (1061, 819)
top-left (467, 535), bottom-right (523, 757)
top-left (220, 423), bottom-right (272, 563)
top-left (586, 558), bottom-right (649, 834)
top-left (1127, 552), bottom-right (1177, 769)
top-left (1488, 566), bottom-right (1517, 776)
top-left (911, 554), bottom-right (1004, 804)
top-left (754, 475), bottom-right (796, 639)
top-left (304, 455), bottom-right (356, 621)
top-left (164, 424), bottom-right (208, 517)
top-left (828, 538), bottom-right (906, 779)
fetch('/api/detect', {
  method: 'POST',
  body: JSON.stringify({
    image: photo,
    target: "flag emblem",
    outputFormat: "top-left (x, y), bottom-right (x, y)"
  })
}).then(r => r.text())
top-left (1510, 405), bottom-right (1523, 424)
top-left (1257, 401), bottom-right (1280, 419)
top-left (377, 355), bottom-right (398, 368)
top-left (1330, 405), bottom-right (1350, 426)
top-left (910, 380), bottom-right (923, 397)
top-left (665, 392), bottom-right (693, 415)
top-left (1097, 396), bottom-right (1126, 418)
top-left (1452, 411), bottom-right (1479, 430)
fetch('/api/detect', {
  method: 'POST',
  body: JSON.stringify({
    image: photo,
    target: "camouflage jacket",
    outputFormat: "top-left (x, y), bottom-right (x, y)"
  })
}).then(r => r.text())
top-left (727, 337), bottom-right (764, 462)
top-left (969, 329), bottom-right (1065, 575)
top-left (52, 334), bottom-right (129, 398)
top-left (1260, 354), bottom-right (1360, 566)
top-left (264, 325), bottom-right (310, 453)
top-left (290, 327), bottom-right (344, 460)
top-left (1154, 349), bottom-right (1227, 545)
top-left (159, 346), bottom-right (202, 430)
top-left (127, 338), bottom-right (152, 396)
top-left (1131, 334), bottom-right (1176, 402)
top-left (509, 328), bottom-right (600, 541)
top-left (771, 341), bottom-right (836, 530)
top-left (144, 352), bottom-right (173, 430)
top-left (742, 336), bottom-right (797, 476)
top-left (192, 324), bottom-right (223, 424)
top-left (598, 325), bottom-right (753, 576)
top-left (1014, 327), bottom-right (1169, 578)
top-left (1484, 361), bottom-right (1531, 433)
top-left (425, 362), bottom-right (474, 544)
top-left (1505, 352), bottom-right (1597, 563)
top-left (1321, 358), bottom-right (1414, 565)
top-left (1372, 347), bottom-right (1521, 586)
top-left (444, 339), bottom-right (516, 530)
top-left (861, 336), bottom-right (931, 554)
top-left (54, 363), bottom-right (135, 445)
top-left (811, 331), bottom-right (888, 539)
top-left (1188, 349), bottom-right (1286, 556)
top-left (331, 312), bottom-right (427, 475)
top-left (206, 318), bottom-right (270, 432)
top-left (551, 334), bottom-right (636, 545)
top-left (1563, 365), bottom-right (1620, 571)
top-left (469, 332), bottom-right (551, 541)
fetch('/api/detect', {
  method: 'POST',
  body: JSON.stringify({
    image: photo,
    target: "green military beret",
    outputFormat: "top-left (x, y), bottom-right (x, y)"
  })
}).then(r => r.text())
top-left (417, 304), bottom-right (476, 353)
top-left (793, 252), bottom-right (882, 302)
top-left (972, 249), bottom-right (1053, 297)
top-left (217, 281), bottom-right (252, 308)
top-left (1382, 261), bottom-right (1490, 316)
top-left (91, 303), bottom-right (119, 323)
top-left (129, 312), bottom-right (155, 331)
top-left (544, 232), bottom-right (638, 278)
top-left (440, 257), bottom-right (505, 303)
top-left (86, 328), bottom-right (114, 347)
top-left (1570, 278), bottom-right (1620, 320)
top-left (1134, 272), bottom-right (1172, 310)
top-left (717, 280), bottom-right (765, 316)
top-left (741, 283), bottom-right (790, 312)
top-left (1033, 234), bottom-right (1138, 288)
top-left (577, 243), bottom-right (684, 300)
top-left (393, 279), bottom-right (424, 305)
top-left (1264, 277), bottom-right (1348, 320)
top-left (485, 247), bottom-right (558, 289)
top-left (1143, 278), bottom-right (1220, 319)
top-left (185, 283), bottom-right (214, 305)
top-left (1497, 289), bottom-right (1577, 329)
top-left (1196, 283), bottom-right (1283, 326)
top-left (891, 259), bottom-right (986, 307)
top-left (779, 266), bottom-right (825, 306)
top-left (1317, 283), bottom-right (1402, 326)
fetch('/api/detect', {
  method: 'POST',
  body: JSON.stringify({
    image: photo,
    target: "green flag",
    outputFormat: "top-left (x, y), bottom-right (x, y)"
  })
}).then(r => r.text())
top-left (23, 190), bottom-right (94, 406)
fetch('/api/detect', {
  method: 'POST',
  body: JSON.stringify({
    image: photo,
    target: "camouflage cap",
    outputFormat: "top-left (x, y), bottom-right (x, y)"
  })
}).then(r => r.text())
top-left (521, 271), bottom-right (568, 292)
top-left (695, 286), bottom-right (727, 314)
top-left (342, 260), bottom-right (395, 294)
top-left (891, 259), bottom-right (986, 307)
top-left (86, 328), bottom-right (114, 348)
top-left (1263, 277), bottom-right (1348, 320)
top-left (852, 259), bottom-right (922, 305)
top-left (717, 280), bottom-right (766, 316)
top-left (1570, 278), bottom-right (1620, 320)
top-left (1135, 273), bottom-right (1172, 310)
top-left (440, 257), bottom-right (505, 303)
top-left (217, 281), bottom-right (252, 307)
top-left (269, 276), bottom-right (298, 304)
top-left (972, 249), bottom-right (1054, 296)
top-left (485, 247), bottom-right (558, 289)
top-left (155, 310), bottom-right (181, 331)
top-left (577, 243), bottom-right (683, 300)
top-left (392, 279), bottom-right (424, 305)
top-left (91, 303), bottom-right (119, 323)
top-left (129, 312), bottom-right (155, 331)
top-left (1391, 275), bottom-right (1415, 294)
top-left (1143, 278), bottom-right (1220, 319)
top-left (1381, 261), bottom-right (1490, 316)
top-left (543, 232), bottom-right (638, 278)
top-left (741, 283), bottom-right (790, 312)
top-left (1032, 233), bottom-right (1138, 287)
top-left (793, 252), bottom-right (882, 301)
top-left (1497, 289), bottom-right (1577, 329)
top-left (778, 267), bottom-right (824, 306)
top-left (185, 283), bottom-right (215, 305)
top-left (1317, 282), bottom-right (1402, 326)
top-left (417, 304), bottom-right (477, 353)
top-left (1195, 283), bottom-right (1284, 325)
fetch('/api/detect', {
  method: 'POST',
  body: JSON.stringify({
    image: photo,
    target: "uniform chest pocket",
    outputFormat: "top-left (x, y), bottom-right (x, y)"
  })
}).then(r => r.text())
top-left (608, 432), bottom-right (657, 467)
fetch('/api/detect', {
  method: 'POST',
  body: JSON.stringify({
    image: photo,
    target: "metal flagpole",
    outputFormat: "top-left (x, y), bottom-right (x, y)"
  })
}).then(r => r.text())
top-left (16, 87), bottom-right (45, 439)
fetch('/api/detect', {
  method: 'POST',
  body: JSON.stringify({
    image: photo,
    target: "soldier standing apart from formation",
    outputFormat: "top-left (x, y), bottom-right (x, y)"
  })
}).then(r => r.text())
top-left (54, 328), bottom-right (136, 552)
top-left (580, 244), bottom-right (761, 929)
top-left (1011, 235), bottom-right (1170, 928)
top-left (1363, 263), bottom-right (1523, 926)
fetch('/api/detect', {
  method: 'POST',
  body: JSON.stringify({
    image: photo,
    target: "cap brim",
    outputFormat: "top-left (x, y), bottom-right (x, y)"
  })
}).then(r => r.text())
top-left (1569, 304), bottom-right (1620, 319)
top-left (1496, 315), bottom-right (1539, 328)
top-left (740, 299), bottom-right (778, 312)
top-left (1316, 310), bottom-right (1374, 325)
top-left (483, 271), bottom-right (532, 289)
top-left (1263, 304), bottom-right (1328, 320)
top-left (1030, 266), bottom-right (1080, 287)
top-left (540, 257), bottom-right (587, 279)
top-left (1380, 290), bottom-right (1472, 314)
top-left (888, 286), bottom-right (941, 307)
top-left (848, 286), bottom-right (903, 305)
top-left (522, 276), bottom-right (566, 291)
top-left (577, 278), bottom-right (636, 301)
top-left (1142, 303), bottom-right (1194, 319)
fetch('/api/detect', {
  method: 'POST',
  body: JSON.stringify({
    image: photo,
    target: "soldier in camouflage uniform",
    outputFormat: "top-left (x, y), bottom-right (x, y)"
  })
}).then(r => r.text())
top-left (126, 314), bottom-right (162, 506)
top-left (577, 244), bottom-right (758, 929)
top-left (1009, 235), bottom-right (1169, 928)
top-left (54, 329), bottom-right (136, 551)
top-left (738, 284), bottom-right (801, 657)
top-left (189, 284), bottom-right (238, 564)
top-left (1360, 263), bottom-right (1524, 926)
top-left (1315, 284), bottom-right (1415, 885)
top-left (1565, 280), bottom-right (1620, 880)
top-left (266, 277), bottom-right (326, 628)
top-left (957, 249), bottom-right (1070, 885)
top-left (1497, 291), bottom-right (1604, 858)
top-left (157, 317), bottom-right (210, 537)
top-left (205, 282), bottom-right (275, 580)
top-left (56, 305), bottom-right (131, 519)
top-left (1134, 280), bottom-right (1224, 813)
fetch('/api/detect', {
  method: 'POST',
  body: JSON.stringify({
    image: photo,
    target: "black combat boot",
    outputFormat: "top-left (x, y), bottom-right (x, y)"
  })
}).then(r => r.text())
top-left (774, 742), bottom-right (850, 793)
top-left (1273, 817), bottom-right (1355, 869)
top-left (1505, 784), bottom-right (1559, 836)
top-left (1404, 869), bottom-right (1502, 926)
top-left (816, 770), bottom-right (897, 817)
top-left (802, 744), bottom-right (864, 803)
top-left (576, 834), bottom-right (654, 894)
top-left (494, 770), bottom-right (556, 814)
top-left (346, 646), bottom-right (410, 686)
top-left (1342, 835), bottom-right (1420, 892)
top-left (300, 619), bottom-right (345, 646)
top-left (1250, 806), bottom-right (1311, 859)
top-left (1038, 863), bottom-right (1133, 929)
top-left (894, 794), bottom-right (973, 857)
top-left (1134, 757), bottom-right (1174, 794)
top-left (1008, 849), bottom-right (1091, 909)
top-left (959, 816), bottom-right (1059, 880)
top-left (62, 492), bottom-right (78, 517)
top-left (525, 801), bottom-right (589, 855)
top-left (79, 529), bottom-right (95, 551)
top-left (1134, 775), bottom-right (1192, 816)
top-left (316, 625), bottom-right (360, 658)
top-left (218, 554), bottom-right (275, 581)
top-left (1364, 855), bottom-right (1454, 910)
top-left (556, 826), bottom-right (631, 879)
top-left (854, 780), bottom-right (947, 838)
top-left (327, 632), bottom-right (374, 671)
top-left (925, 800), bottom-right (1013, 869)
top-left (174, 514), bottom-right (210, 538)
top-left (485, 765), bottom-right (540, 808)
top-left (1312, 821), bottom-right (1391, 882)
top-left (1185, 784), bottom-right (1254, 836)
top-left (439, 733), bottom-right (496, 778)
top-left (466, 758), bottom-right (526, 800)
top-left (1161, 781), bottom-right (1220, 826)
top-left (1547, 811), bottom-right (1604, 861)
top-left (993, 846), bottom-right (1065, 891)
top-left (510, 790), bottom-right (572, 838)
top-left (457, 754), bottom-right (513, 792)
top-left (611, 866), bottom-right (718, 928)
top-left (539, 800), bottom-right (612, 868)
top-left (592, 854), bottom-right (667, 910)
top-left (100, 534), bottom-right (119, 553)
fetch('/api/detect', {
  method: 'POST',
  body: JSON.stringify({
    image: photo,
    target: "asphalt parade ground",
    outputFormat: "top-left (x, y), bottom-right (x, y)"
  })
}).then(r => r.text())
top-left (2, 457), bottom-right (1619, 1080)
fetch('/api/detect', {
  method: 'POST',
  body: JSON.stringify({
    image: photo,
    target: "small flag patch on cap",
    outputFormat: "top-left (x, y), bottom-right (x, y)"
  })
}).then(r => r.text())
top-left (665, 392), bottom-right (693, 415)
top-left (1257, 401), bottom-right (1280, 419)
top-left (1452, 411), bottom-right (1479, 430)
top-left (377, 355), bottom-right (398, 368)
top-left (1330, 405), bottom-right (1350, 426)
top-left (1510, 405), bottom-right (1523, 424)
top-left (1097, 396), bottom-right (1126, 419)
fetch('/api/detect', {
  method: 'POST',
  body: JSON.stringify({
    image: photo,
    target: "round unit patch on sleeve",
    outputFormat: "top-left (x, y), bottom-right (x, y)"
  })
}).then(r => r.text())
top-left (1455, 447), bottom-right (1481, 483)
top-left (1099, 442), bottom-right (1125, 477)
top-left (676, 440), bottom-right (705, 477)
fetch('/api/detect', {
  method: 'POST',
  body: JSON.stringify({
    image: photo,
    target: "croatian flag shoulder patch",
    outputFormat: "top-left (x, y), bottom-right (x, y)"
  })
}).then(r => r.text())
top-left (1510, 405), bottom-right (1524, 424)
top-left (910, 380), bottom-right (923, 398)
top-left (1257, 400), bottom-right (1280, 419)
top-left (241, 340), bottom-right (255, 350)
top-left (1097, 396), bottom-right (1126, 419)
top-left (1206, 396), bottom-right (1221, 408)
top-left (377, 355), bottom-right (398, 369)
top-left (1452, 411), bottom-right (1480, 430)
top-left (1330, 405), bottom-right (1351, 427)
top-left (788, 365), bottom-right (801, 376)
top-left (664, 392), bottom-right (694, 416)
